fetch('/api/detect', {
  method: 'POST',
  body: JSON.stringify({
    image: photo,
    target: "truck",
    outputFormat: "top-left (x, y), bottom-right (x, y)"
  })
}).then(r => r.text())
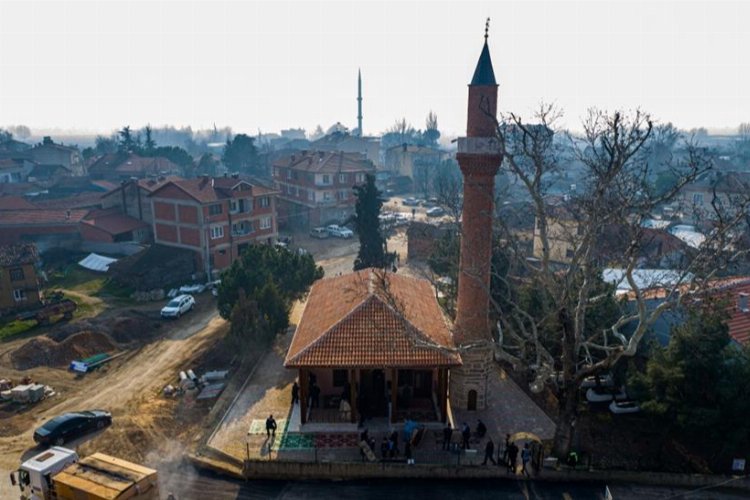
top-left (16, 299), bottom-right (77, 325)
top-left (11, 447), bottom-right (159, 500)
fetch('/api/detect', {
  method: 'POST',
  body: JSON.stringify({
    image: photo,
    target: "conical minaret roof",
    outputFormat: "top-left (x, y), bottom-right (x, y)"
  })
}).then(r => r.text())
top-left (470, 40), bottom-right (497, 86)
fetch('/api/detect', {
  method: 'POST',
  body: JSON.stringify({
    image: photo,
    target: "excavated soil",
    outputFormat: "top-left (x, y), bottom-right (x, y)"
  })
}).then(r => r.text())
top-left (11, 331), bottom-right (116, 370)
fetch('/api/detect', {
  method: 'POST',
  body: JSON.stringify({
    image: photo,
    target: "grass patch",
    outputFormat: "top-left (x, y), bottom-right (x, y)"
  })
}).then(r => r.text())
top-left (46, 266), bottom-right (134, 303)
top-left (0, 319), bottom-right (36, 341)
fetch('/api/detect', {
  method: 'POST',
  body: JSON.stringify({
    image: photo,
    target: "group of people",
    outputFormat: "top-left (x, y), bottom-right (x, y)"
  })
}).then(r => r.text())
top-left (360, 428), bottom-right (414, 464)
top-left (442, 421), bottom-right (540, 476)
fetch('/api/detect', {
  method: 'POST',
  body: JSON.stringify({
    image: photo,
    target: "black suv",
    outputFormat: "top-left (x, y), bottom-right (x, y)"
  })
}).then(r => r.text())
top-left (33, 410), bottom-right (112, 446)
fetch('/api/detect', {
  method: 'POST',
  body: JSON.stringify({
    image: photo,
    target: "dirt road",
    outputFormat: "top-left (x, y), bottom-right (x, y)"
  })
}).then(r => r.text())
top-left (0, 302), bottom-right (225, 499)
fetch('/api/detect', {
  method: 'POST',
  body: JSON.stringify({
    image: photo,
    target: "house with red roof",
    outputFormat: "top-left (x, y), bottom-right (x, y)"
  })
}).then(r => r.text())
top-left (285, 269), bottom-right (460, 426)
top-left (149, 175), bottom-right (279, 276)
top-left (100, 175), bottom-right (182, 228)
top-left (0, 208), bottom-right (87, 247)
top-left (0, 243), bottom-right (42, 315)
top-left (272, 150), bottom-right (375, 229)
top-left (79, 209), bottom-right (150, 244)
top-left (88, 153), bottom-right (182, 181)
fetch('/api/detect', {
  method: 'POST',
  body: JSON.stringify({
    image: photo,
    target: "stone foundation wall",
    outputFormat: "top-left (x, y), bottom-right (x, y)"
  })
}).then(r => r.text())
top-left (450, 346), bottom-right (492, 411)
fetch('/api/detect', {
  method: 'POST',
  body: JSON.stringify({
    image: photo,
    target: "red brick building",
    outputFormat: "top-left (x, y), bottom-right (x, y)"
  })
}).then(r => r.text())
top-left (272, 151), bottom-right (375, 229)
top-left (149, 176), bottom-right (278, 276)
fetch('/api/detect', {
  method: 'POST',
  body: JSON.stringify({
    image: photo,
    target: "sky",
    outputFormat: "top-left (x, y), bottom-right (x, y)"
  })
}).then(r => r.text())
top-left (0, 0), bottom-right (748, 138)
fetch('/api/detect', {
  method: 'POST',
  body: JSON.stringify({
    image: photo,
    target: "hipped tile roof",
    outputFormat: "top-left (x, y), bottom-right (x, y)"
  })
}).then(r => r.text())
top-left (151, 177), bottom-right (277, 204)
top-left (82, 210), bottom-right (148, 236)
top-left (285, 269), bottom-right (461, 368)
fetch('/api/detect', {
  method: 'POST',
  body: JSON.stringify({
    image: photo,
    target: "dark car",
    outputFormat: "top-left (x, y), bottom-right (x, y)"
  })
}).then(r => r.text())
top-left (33, 410), bottom-right (112, 446)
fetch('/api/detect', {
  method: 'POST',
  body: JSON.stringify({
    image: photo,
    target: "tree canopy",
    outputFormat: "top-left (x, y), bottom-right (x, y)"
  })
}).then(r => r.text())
top-left (217, 245), bottom-right (323, 344)
top-left (352, 174), bottom-right (388, 270)
top-left (222, 134), bottom-right (261, 176)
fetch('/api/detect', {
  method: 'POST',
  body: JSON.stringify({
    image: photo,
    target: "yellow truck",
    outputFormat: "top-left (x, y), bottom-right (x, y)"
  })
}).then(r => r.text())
top-left (12, 447), bottom-right (159, 500)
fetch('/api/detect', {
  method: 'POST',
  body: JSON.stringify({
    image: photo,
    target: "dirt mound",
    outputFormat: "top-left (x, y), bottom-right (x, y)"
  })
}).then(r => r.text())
top-left (111, 316), bottom-right (161, 344)
top-left (11, 331), bottom-right (116, 370)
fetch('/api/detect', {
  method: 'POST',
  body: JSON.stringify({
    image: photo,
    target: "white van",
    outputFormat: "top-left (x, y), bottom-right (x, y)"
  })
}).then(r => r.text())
top-left (310, 227), bottom-right (329, 239)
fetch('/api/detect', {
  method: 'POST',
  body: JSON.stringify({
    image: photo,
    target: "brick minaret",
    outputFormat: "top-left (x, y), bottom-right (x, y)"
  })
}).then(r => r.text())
top-left (450, 28), bottom-right (503, 411)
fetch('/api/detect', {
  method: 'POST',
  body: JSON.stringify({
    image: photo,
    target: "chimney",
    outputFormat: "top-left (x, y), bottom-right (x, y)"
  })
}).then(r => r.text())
top-left (231, 172), bottom-right (239, 179)
top-left (200, 175), bottom-right (210, 188)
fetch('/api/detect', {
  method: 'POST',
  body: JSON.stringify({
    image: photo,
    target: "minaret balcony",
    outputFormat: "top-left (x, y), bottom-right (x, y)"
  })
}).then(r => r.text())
top-left (456, 136), bottom-right (502, 155)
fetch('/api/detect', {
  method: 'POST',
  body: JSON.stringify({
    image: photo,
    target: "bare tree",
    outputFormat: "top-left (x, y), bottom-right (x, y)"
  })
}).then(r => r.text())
top-left (488, 105), bottom-right (750, 456)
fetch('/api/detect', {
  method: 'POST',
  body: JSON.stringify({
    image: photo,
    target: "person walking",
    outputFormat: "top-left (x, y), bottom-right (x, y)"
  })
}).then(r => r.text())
top-left (482, 437), bottom-right (496, 465)
top-left (291, 381), bottom-right (299, 405)
top-left (501, 433), bottom-right (511, 466)
top-left (265, 414), bottom-right (277, 439)
top-left (476, 419), bottom-right (487, 439)
top-left (508, 442), bottom-right (519, 474)
top-left (380, 437), bottom-right (390, 461)
top-left (521, 442), bottom-right (531, 477)
top-left (405, 441), bottom-right (414, 465)
top-left (442, 424), bottom-right (453, 451)
top-left (461, 422), bottom-right (471, 450)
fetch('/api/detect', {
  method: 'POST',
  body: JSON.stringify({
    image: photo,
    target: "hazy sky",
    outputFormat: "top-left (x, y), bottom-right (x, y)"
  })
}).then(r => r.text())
top-left (0, 0), bottom-right (748, 138)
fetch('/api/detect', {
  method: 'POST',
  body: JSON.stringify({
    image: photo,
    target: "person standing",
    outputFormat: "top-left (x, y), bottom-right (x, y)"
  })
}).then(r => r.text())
top-left (508, 442), bottom-right (519, 474)
top-left (482, 437), bottom-right (496, 465)
top-left (461, 422), bottom-right (471, 450)
top-left (265, 414), bottom-right (277, 438)
top-left (291, 381), bottom-right (299, 405)
top-left (521, 442), bottom-right (531, 477)
top-left (476, 419), bottom-right (487, 439)
top-left (310, 382), bottom-right (321, 408)
top-left (502, 434), bottom-right (511, 466)
top-left (442, 424), bottom-right (453, 451)
top-left (405, 441), bottom-right (414, 465)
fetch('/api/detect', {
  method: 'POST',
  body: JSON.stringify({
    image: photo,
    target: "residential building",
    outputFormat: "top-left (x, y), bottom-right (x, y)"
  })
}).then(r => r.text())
top-left (272, 150), bottom-right (375, 229)
top-left (0, 209), bottom-right (86, 248)
top-left (149, 175), bottom-right (278, 276)
top-left (0, 158), bottom-right (35, 183)
top-left (284, 269), bottom-right (460, 426)
top-left (680, 171), bottom-right (750, 222)
top-left (88, 153), bottom-right (182, 181)
top-left (100, 176), bottom-right (181, 226)
top-left (79, 209), bottom-right (150, 244)
top-left (384, 143), bottom-right (445, 181)
top-left (0, 243), bottom-right (42, 315)
top-left (29, 138), bottom-right (85, 176)
top-left (310, 132), bottom-right (381, 167)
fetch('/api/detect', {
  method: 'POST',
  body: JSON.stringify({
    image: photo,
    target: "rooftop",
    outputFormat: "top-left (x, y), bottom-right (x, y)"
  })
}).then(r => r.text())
top-left (274, 150), bottom-right (375, 174)
top-left (151, 176), bottom-right (278, 203)
top-left (285, 269), bottom-right (460, 368)
top-left (82, 209), bottom-right (149, 236)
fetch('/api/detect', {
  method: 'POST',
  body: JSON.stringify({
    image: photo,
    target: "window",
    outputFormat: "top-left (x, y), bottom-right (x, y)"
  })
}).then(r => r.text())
top-left (333, 369), bottom-right (348, 387)
top-left (565, 248), bottom-right (575, 259)
top-left (355, 173), bottom-right (365, 183)
top-left (13, 289), bottom-right (26, 302)
top-left (9, 267), bottom-right (24, 281)
top-left (208, 203), bottom-right (223, 216)
top-left (338, 190), bottom-right (348, 201)
top-left (308, 191), bottom-right (315, 202)
top-left (322, 174), bottom-right (331, 185)
top-left (693, 193), bottom-right (704, 205)
top-left (286, 169), bottom-right (292, 180)
top-left (232, 221), bottom-right (252, 236)
top-left (260, 216), bottom-right (272, 230)
top-left (338, 173), bottom-right (347, 183)
top-left (323, 192), bottom-right (332, 201)
top-left (258, 196), bottom-right (270, 208)
top-left (229, 200), bottom-right (238, 213)
top-left (210, 225), bottom-right (224, 239)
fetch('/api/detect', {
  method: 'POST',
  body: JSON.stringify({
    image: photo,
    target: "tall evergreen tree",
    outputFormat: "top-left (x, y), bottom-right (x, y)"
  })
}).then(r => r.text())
top-left (352, 174), bottom-right (388, 270)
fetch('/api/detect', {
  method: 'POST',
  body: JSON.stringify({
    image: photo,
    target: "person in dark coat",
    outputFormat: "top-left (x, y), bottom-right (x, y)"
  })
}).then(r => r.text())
top-left (380, 437), bottom-right (390, 460)
top-left (265, 414), bottom-right (277, 438)
top-left (389, 430), bottom-right (399, 457)
top-left (405, 441), bottom-right (414, 465)
top-left (508, 442), bottom-right (519, 474)
top-left (476, 419), bottom-right (487, 439)
top-left (482, 437), bottom-right (496, 465)
top-left (442, 424), bottom-right (453, 451)
top-left (501, 433), bottom-right (511, 466)
top-left (310, 383), bottom-right (321, 408)
top-left (291, 381), bottom-right (299, 405)
top-left (461, 422), bottom-right (471, 450)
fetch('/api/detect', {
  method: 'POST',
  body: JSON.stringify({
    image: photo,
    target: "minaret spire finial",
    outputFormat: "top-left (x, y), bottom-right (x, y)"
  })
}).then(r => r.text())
top-left (484, 17), bottom-right (490, 41)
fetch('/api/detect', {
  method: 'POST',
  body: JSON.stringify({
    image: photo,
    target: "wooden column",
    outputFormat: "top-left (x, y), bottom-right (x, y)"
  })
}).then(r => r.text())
top-left (299, 368), bottom-right (308, 424)
top-left (390, 368), bottom-right (398, 423)
top-left (439, 368), bottom-right (448, 423)
top-left (349, 369), bottom-right (357, 424)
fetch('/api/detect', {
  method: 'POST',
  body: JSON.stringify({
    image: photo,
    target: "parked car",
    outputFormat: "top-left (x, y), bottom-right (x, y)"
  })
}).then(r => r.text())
top-left (586, 387), bottom-right (627, 404)
top-left (33, 410), bottom-right (112, 446)
top-left (609, 400), bottom-right (641, 415)
top-left (402, 197), bottom-right (419, 207)
top-left (581, 373), bottom-right (614, 389)
top-left (310, 227), bottom-right (329, 239)
top-left (327, 225), bottom-right (354, 238)
top-left (426, 206), bottom-right (446, 217)
top-left (160, 294), bottom-right (195, 319)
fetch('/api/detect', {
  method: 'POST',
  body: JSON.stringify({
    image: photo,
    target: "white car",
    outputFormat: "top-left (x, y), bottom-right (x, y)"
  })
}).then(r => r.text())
top-left (586, 387), bottom-right (627, 404)
top-left (609, 400), bottom-right (641, 415)
top-left (161, 294), bottom-right (195, 319)
top-left (327, 225), bottom-right (354, 238)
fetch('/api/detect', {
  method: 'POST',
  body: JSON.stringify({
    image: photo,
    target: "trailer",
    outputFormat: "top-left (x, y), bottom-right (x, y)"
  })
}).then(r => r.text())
top-left (12, 448), bottom-right (159, 500)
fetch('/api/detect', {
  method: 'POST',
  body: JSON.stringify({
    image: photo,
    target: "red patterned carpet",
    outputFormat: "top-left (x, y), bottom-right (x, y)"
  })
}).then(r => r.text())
top-left (314, 433), bottom-right (360, 448)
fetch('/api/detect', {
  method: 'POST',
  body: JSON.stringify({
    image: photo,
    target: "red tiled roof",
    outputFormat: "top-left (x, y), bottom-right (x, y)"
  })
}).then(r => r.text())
top-left (285, 269), bottom-right (460, 368)
top-left (0, 243), bottom-right (38, 266)
top-left (33, 192), bottom-right (104, 210)
top-left (89, 153), bottom-right (182, 177)
top-left (151, 177), bottom-right (277, 204)
top-left (0, 209), bottom-right (88, 226)
top-left (0, 196), bottom-right (37, 210)
top-left (81, 210), bottom-right (148, 236)
top-left (273, 150), bottom-right (375, 174)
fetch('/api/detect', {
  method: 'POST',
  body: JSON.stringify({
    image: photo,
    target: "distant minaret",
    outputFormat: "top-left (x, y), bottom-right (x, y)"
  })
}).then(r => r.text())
top-left (357, 69), bottom-right (363, 136)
